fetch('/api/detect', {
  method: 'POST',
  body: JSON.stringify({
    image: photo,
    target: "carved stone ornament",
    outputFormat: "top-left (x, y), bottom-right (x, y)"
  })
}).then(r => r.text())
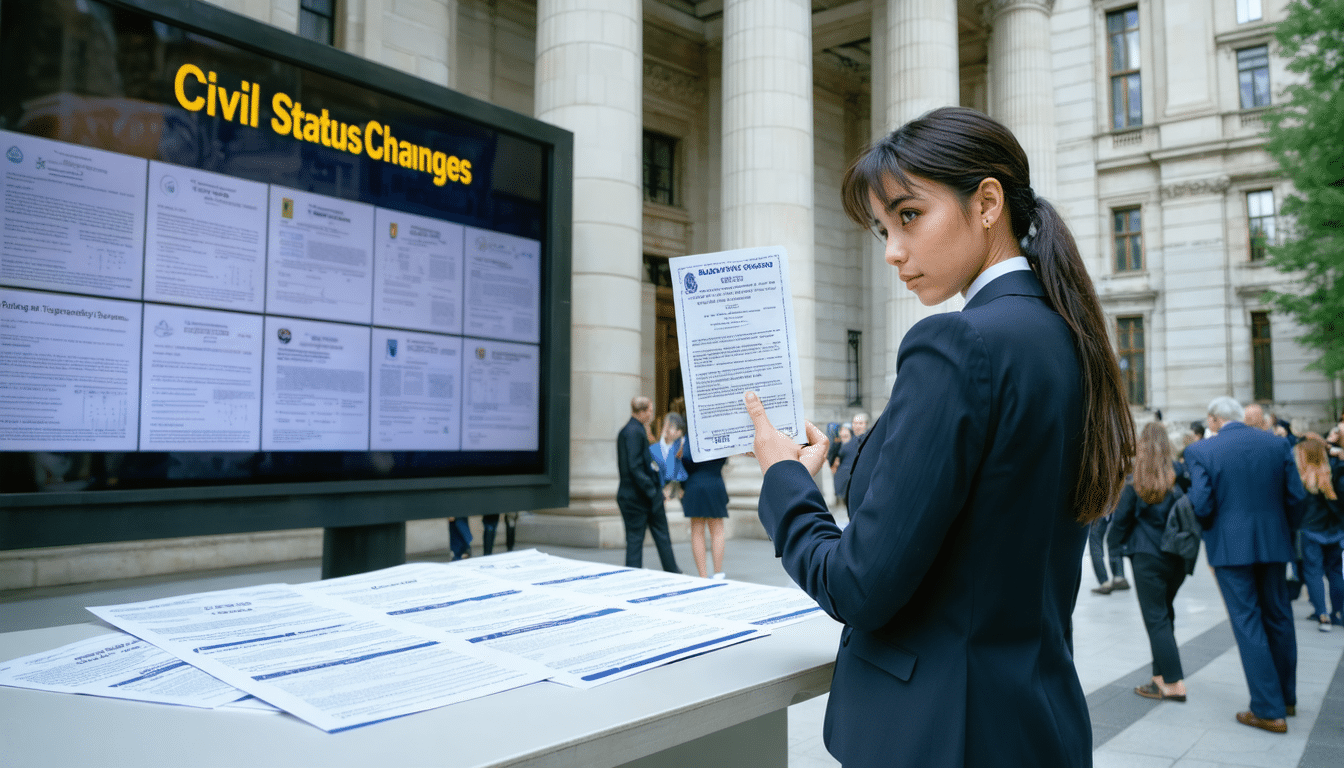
top-left (1160, 175), bottom-right (1232, 200)
top-left (644, 61), bottom-right (705, 103)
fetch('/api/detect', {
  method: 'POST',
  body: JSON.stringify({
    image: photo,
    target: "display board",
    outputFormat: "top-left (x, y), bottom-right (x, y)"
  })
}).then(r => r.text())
top-left (0, 0), bottom-right (572, 549)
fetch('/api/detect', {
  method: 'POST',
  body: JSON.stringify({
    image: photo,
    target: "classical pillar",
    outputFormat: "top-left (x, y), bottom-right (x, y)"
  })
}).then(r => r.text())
top-left (885, 0), bottom-right (960, 127)
top-left (869, 0), bottom-right (961, 409)
top-left (721, 0), bottom-right (816, 414)
top-left (535, 0), bottom-right (643, 513)
top-left (987, 0), bottom-right (1057, 199)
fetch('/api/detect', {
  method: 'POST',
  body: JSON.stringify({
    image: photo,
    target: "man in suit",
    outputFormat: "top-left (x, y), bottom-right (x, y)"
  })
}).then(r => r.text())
top-left (1184, 396), bottom-right (1305, 733)
top-left (616, 397), bottom-right (680, 572)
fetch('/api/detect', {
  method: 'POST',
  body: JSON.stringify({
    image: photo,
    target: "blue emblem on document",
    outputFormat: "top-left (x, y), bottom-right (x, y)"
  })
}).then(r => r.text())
top-left (5, 146), bottom-right (21, 164)
top-left (153, 320), bottom-right (173, 337)
top-left (386, 339), bottom-right (397, 358)
top-left (684, 272), bottom-right (698, 294)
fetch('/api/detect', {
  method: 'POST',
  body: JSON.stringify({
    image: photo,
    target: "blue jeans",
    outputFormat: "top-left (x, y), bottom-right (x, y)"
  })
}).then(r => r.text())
top-left (1300, 529), bottom-right (1344, 623)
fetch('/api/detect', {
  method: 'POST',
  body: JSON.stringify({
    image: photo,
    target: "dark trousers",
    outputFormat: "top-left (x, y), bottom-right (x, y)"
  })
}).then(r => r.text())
top-left (1089, 517), bottom-right (1124, 584)
top-left (617, 494), bottom-right (680, 573)
top-left (1131, 552), bottom-right (1187, 682)
top-left (1300, 529), bottom-right (1344, 622)
top-left (1214, 563), bottom-right (1297, 719)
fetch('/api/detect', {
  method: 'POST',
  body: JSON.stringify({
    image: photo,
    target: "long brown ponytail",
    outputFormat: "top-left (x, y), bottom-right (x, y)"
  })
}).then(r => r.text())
top-left (841, 107), bottom-right (1135, 523)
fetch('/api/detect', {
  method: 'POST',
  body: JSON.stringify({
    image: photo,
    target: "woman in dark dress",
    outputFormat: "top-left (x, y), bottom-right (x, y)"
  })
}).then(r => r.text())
top-left (680, 441), bottom-right (729, 579)
top-left (1109, 421), bottom-right (1190, 701)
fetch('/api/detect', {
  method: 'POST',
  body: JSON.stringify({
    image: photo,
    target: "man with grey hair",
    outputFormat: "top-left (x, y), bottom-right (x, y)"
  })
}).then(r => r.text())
top-left (1243, 403), bottom-right (1267, 431)
top-left (616, 396), bottom-right (680, 572)
top-left (1183, 396), bottom-right (1305, 733)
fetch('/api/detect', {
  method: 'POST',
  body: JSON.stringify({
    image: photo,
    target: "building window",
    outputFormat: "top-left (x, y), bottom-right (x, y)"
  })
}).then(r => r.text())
top-left (1117, 316), bottom-right (1145, 407)
top-left (298, 0), bottom-right (336, 45)
top-left (1113, 207), bottom-right (1143, 272)
top-left (1107, 8), bottom-right (1142, 130)
top-left (643, 132), bottom-right (676, 205)
top-left (1236, 0), bottom-right (1263, 24)
top-left (1247, 189), bottom-right (1276, 261)
top-left (1251, 312), bottom-right (1273, 401)
top-left (846, 330), bottom-right (862, 407)
top-left (1237, 46), bottom-right (1271, 109)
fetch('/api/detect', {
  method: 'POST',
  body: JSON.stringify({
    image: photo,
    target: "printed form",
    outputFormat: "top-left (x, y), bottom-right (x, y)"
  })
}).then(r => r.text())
top-left (670, 246), bottom-right (805, 460)
top-left (87, 583), bottom-right (551, 732)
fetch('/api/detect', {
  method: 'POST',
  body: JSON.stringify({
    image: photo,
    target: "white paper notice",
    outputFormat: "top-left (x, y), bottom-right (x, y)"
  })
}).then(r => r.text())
top-left (139, 304), bottom-right (264, 451)
top-left (0, 631), bottom-right (244, 709)
top-left (306, 563), bottom-right (766, 689)
top-left (461, 339), bottom-right (539, 451)
top-left (0, 129), bottom-right (147, 301)
top-left (467, 550), bottom-right (825, 627)
top-left (87, 584), bottom-right (551, 733)
top-left (144, 161), bottom-right (268, 312)
top-left (261, 316), bottom-right (371, 450)
top-left (462, 227), bottom-right (540, 343)
top-left (0, 288), bottom-right (141, 450)
top-left (266, 186), bottom-right (375, 324)
top-left (670, 246), bottom-right (805, 460)
top-left (370, 328), bottom-right (462, 450)
top-left (373, 208), bottom-right (464, 334)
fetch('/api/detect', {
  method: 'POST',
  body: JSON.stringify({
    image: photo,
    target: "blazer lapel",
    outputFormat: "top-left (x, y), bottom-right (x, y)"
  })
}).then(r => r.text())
top-left (964, 269), bottom-right (1047, 311)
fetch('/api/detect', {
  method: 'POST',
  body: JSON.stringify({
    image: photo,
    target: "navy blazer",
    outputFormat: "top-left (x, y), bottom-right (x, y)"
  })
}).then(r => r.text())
top-left (1183, 422), bottom-right (1305, 567)
top-left (617, 417), bottom-right (659, 505)
top-left (1108, 481), bottom-right (1183, 559)
top-left (759, 271), bottom-right (1090, 768)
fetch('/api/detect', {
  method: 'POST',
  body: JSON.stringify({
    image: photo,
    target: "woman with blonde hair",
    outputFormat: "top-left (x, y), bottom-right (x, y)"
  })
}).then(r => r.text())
top-left (1295, 435), bottom-right (1344, 630)
top-left (1109, 422), bottom-right (1189, 701)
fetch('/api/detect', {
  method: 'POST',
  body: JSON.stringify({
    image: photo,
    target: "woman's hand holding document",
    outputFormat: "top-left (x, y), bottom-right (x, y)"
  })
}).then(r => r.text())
top-left (670, 246), bottom-right (807, 461)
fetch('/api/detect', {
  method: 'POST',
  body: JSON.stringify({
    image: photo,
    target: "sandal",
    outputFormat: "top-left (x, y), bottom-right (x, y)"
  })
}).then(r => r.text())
top-left (1135, 682), bottom-right (1186, 702)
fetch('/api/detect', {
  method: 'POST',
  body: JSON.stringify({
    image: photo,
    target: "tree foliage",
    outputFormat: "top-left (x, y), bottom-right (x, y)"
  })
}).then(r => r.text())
top-left (1262, 0), bottom-right (1344, 379)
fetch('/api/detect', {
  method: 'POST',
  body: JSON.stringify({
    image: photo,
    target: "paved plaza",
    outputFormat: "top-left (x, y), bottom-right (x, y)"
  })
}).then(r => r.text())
top-left (2, 534), bottom-right (1341, 768)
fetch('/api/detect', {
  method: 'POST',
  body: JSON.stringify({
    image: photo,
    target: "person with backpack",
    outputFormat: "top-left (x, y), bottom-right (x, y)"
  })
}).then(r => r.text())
top-left (1109, 422), bottom-right (1192, 702)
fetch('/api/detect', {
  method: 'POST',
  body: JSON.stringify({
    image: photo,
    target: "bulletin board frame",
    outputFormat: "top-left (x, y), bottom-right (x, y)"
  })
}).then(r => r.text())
top-left (0, 0), bottom-right (573, 553)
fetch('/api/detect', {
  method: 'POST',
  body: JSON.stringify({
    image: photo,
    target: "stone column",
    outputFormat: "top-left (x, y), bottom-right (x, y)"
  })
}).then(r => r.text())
top-left (721, 0), bottom-right (816, 414)
top-left (869, 0), bottom-right (961, 410)
top-left (535, 0), bottom-right (644, 516)
top-left (987, 0), bottom-right (1057, 199)
top-left (885, 0), bottom-right (960, 127)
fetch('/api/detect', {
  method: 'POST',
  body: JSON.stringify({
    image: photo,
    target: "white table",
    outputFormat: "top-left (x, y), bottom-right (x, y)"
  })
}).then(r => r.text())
top-left (0, 618), bottom-right (839, 768)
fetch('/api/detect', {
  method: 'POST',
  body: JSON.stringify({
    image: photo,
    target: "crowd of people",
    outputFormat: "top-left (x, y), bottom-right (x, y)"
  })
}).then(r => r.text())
top-left (1086, 399), bottom-right (1344, 733)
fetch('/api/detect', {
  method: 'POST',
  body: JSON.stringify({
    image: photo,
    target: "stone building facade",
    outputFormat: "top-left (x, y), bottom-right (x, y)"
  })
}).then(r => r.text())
top-left (5, 0), bottom-right (1338, 587)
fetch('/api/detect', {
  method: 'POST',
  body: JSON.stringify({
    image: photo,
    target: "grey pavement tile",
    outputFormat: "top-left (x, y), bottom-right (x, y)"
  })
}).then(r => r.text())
top-left (1093, 750), bottom-right (1175, 768)
top-left (1184, 728), bottom-right (1307, 768)
top-left (1101, 719), bottom-right (1206, 759)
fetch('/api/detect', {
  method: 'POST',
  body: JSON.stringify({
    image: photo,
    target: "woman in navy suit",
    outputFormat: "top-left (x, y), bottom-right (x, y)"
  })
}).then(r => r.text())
top-left (744, 107), bottom-right (1135, 768)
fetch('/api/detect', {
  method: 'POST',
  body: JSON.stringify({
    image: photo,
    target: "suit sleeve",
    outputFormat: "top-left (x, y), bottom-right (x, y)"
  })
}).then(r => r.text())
top-left (1283, 442), bottom-right (1306, 529)
top-left (758, 313), bottom-right (990, 631)
top-left (623, 427), bottom-right (660, 499)
top-left (1107, 484), bottom-right (1138, 552)
top-left (1185, 448), bottom-right (1216, 528)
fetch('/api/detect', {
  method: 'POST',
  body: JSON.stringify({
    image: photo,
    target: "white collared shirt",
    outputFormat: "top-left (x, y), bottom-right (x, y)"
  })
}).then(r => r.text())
top-left (964, 256), bottom-right (1031, 305)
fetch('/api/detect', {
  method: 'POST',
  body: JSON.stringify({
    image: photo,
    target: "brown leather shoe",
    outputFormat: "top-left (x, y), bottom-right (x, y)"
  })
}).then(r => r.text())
top-left (1236, 711), bottom-right (1287, 733)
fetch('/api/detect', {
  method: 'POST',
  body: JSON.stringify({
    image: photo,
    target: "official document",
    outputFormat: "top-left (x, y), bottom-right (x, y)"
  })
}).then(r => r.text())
top-left (462, 227), bottom-right (541, 343)
top-left (467, 550), bottom-right (825, 627)
top-left (0, 129), bottom-right (147, 300)
top-left (261, 316), bottom-right (371, 450)
top-left (372, 208), bottom-right (464, 334)
top-left (0, 288), bottom-right (141, 450)
top-left (87, 583), bottom-right (551, 733)
top-left (670, 246), bottom-right (806, 460)
top-left (0, 630), bottom-right (244, 709)
top-left (144, 161), bottom-right (268, 312)
top-left (139, 303), bottom-right (264, 451)
top-left (370, 328), bottom-right (463, 451)
top-left (305, 563), bottom-right (767, 688)
top-left (266, 186), bottom-right (375, 324)
top-left (461, 339), bottom-right (539, 451)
